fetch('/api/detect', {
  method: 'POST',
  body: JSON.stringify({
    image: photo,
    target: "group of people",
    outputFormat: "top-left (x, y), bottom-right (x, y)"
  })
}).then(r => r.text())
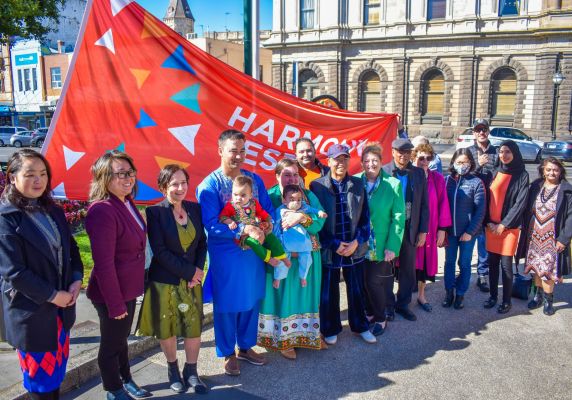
top-left (0, 118), bottom-right (570, 400)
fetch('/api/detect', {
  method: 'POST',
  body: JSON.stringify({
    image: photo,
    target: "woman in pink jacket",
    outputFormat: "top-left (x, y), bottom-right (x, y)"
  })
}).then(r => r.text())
top-left (413, 143), bottom-right (451, 312)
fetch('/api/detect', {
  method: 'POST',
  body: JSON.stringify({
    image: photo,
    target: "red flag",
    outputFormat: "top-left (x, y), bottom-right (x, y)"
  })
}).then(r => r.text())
top-left (43, 0), bottom-right (397, 202)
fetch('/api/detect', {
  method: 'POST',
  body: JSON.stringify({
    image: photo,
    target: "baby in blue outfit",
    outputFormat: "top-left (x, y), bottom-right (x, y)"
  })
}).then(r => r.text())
top-left (274, 184), bottom-right (327, 289)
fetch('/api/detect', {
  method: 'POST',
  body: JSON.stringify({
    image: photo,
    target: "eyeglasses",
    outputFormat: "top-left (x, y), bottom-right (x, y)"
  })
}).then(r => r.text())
top-left (474, 128), bottom-right (488, 133)
top-left (112, 169), bottom-right (136, 179)
top-left (417, 156), bottom-right (434, 162)
top-left (454, 161), bottom-right (470, 166)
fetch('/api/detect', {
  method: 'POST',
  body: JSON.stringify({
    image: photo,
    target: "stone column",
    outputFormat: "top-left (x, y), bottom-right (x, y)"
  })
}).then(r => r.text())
top-left (532, 53), bottom-right (560, 138)
top-left (457, 56), bottom-right (478, 129)
top-left (557, 52), bottom-right (572, 134)
top-left (392, 57), bottom-right (407, 120)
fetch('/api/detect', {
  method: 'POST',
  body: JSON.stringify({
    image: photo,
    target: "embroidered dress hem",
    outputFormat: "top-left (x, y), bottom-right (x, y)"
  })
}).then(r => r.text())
top-left (257, 313), bottom-right (321, 351)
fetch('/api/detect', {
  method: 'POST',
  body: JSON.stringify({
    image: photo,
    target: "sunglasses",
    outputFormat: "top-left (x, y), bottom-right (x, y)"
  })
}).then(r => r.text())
top-left (417, 156), bottom-right (434, 162)
top-left (474, 127), bottom-right (488, 133)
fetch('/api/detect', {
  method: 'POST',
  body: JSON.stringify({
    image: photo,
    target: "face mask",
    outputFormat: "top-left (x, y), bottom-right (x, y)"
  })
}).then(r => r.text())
top-left (454, 164), bottom-right (470, 176)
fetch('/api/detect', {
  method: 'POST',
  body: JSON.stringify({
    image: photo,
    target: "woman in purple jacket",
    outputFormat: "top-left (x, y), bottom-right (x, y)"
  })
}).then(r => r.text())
top-left (85, 150), bottom-right (149, 400)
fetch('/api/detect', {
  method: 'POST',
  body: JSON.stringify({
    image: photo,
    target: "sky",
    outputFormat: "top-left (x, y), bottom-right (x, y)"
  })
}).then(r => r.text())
top-left (136, 0), bottom-right (273, 34)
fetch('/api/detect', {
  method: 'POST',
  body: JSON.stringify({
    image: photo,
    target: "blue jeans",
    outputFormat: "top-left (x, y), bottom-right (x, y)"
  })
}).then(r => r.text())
top-left (444, 235), bottom-right (477, 296)
top-left (476, 231), bottom-right (489, 276)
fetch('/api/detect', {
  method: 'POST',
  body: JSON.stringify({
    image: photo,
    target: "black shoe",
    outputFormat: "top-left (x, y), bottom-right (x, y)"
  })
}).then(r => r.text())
top-left (543, 292), bottom-right (555, 316)
top-left (369, 322), bottom-right (386, 336)
top-left (385, 309), bottom-right (395, 321)
top-left (395, 307), bottom-right (417, 321)
top-left (442, 289), bottom-right (454, 308)
top-left (477, 276), bottom-right (490, 293)
top-left (182, 363), bottom-right (208, 394)
top-left (107, 389), bottom-right (134, 400)
top-left (417, 299), bottom-right (432, 312)
top-left (483, 297), bottom-right (497, 309)
top-left (167, 360), bottom-right (185, 393)
top-left (528, 287), bottom-right (543, 310)
top-left (123, 379), bottom-right (151, 398)
top-left (497, 302), bottom-right (512, 314)
top-left (453, 295), bottom-right (464, 309)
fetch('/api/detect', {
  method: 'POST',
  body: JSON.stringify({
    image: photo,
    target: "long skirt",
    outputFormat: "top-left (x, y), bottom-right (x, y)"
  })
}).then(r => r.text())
top-left (17, 316), bottom-right (69, 393)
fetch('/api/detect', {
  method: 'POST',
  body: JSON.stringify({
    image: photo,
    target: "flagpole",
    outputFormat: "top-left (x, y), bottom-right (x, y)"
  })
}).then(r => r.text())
top-left (243, 0), bottom-right (259, 79)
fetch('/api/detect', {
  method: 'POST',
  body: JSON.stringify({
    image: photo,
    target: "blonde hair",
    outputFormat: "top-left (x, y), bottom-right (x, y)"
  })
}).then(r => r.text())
top-left (89, 150), bottom-right (138, 202)
top-left (412, 143), bottom-right (434, 159)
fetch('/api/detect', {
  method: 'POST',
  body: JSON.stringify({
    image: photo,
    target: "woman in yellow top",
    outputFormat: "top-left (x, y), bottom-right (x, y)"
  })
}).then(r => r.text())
top-left (483, 140), bottom-right (529, 314)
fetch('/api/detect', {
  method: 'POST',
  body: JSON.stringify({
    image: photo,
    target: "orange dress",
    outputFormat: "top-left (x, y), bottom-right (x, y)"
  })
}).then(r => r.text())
top-left (486, 172), bottom-right (520, 256)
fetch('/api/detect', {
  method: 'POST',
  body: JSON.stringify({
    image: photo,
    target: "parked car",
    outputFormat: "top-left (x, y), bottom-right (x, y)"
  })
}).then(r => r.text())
top-left (0, 126), bottom-right (27, 147)
top-left (30, 127), bottom-right (49, 147)
top-left (456, 126), bottom-right (544, 162)
top-left (541, 136), bottom-right (572, 162)
top-left (10, 130), bottom-right (35, 147)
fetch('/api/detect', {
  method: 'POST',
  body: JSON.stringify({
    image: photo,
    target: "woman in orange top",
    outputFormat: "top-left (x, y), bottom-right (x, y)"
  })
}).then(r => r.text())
top-left (483, 140), bottom-right (529, 314)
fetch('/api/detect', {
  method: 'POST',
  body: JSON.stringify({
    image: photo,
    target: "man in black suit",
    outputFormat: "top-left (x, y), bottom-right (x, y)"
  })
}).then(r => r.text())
top-left (382, 138), bottom-right (429, 321)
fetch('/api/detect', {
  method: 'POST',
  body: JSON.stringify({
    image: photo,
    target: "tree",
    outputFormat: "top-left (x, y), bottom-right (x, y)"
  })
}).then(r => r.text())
top-left (0, 0), bottom-right (67, 44)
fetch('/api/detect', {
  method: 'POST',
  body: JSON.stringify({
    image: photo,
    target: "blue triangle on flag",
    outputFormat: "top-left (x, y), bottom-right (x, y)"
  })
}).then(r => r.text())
top-left (135, 179), bottom-right (163, 201)
top-left (116, 143), bottom-right (125, 152)
top-left (161, 45), bottom-right (196, 75)
top-left (136, 109), bottom-right (157, 128)
top-left (170, 84), bottom-right (201, 114)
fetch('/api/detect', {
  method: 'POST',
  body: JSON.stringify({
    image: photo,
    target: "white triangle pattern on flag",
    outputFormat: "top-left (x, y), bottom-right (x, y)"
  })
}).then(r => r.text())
top-left (95, 29), bottom-right (115, 54)
top-left (110, 0), bottom-right (133, 16)
top-left (168, 124), bottom-right (201, 155)
top-left (63, 145), bottom-right (85, 170)
top-left (52, 182), bottom-right (66, 199)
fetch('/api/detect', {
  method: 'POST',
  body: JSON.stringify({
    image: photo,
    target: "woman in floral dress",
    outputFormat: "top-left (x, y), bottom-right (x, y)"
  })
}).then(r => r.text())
top-left (516, 157), bottom-right (572, 316)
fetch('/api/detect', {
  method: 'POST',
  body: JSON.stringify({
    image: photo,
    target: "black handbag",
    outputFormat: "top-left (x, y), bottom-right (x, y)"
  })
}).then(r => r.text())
top-left (512, 262), bottom-right (532, 300)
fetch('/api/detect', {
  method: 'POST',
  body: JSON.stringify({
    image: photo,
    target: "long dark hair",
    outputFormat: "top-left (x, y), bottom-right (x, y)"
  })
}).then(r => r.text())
top-left (1, 149), bottom-right (55, 211)
top-left (448, 148), bottom-right (476, 177)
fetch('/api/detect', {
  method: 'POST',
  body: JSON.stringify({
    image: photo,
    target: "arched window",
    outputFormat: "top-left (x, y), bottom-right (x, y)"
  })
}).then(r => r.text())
top-left (359, 70), bottom-right (381, 112)
top-left (490, 67), bottom-right (517, 125)
top-left (421, 69), bottom-right (444, 123)
top-left (298, 69), bottom-right (319, 100)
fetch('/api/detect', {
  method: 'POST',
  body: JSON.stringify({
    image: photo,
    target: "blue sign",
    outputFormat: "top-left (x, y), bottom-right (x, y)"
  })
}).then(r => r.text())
top-left (15, 53), bottom-right (38, 66)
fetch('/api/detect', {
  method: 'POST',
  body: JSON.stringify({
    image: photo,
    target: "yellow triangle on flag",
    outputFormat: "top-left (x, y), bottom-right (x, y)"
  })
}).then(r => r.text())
top-left (154, 156), bottom-right (190, 170)
top-left (129, 68), bottom-right (151, 89)
top-left (141, 13), bottom-right (169, 39)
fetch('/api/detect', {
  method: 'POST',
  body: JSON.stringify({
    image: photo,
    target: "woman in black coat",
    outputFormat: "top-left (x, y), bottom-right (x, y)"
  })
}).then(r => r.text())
top-left (0, 149), bottom-right (83, 400)
top-left (137, 164), bottom-right (207, 394)
top-left (483, 140), bottom-right (529, 314)
top-left (516, 157), bottom-right (572, 315)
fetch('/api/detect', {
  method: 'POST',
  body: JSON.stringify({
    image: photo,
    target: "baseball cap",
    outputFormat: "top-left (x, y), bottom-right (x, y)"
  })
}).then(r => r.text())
top-left (327, 144), bottom-right (350, 158)
top-left (472, 119), bottom-right (489, 130)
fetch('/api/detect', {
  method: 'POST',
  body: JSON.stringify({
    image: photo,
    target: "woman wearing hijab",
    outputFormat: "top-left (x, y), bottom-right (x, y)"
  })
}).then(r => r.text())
top-left (483, 140), bottom-right (529, 314)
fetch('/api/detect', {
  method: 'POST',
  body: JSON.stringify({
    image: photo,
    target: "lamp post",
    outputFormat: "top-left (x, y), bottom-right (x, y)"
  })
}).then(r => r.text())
top-left (551, 70), bottom-right (565, 140)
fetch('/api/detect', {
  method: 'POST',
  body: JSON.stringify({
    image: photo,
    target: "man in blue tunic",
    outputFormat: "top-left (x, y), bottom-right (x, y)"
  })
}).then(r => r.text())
top-left (196, 129), bottom-right (272, 376)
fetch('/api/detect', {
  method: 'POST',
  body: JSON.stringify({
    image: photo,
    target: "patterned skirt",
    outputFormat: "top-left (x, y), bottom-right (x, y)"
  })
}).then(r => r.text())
top-left (137, 280), bottom-right (203, 340)
top-left (17, 316), bottom-right (69, 393)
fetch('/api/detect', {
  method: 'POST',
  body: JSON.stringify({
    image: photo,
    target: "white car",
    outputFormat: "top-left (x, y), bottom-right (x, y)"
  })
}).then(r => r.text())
top-left (456, 126), bottom-right (544, 162)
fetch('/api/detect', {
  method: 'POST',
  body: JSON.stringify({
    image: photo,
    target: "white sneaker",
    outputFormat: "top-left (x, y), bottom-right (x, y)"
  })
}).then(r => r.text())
top-left (360, 330), bottom-right (377, 344)
top-left (324, 335), bottom-right (338, 345)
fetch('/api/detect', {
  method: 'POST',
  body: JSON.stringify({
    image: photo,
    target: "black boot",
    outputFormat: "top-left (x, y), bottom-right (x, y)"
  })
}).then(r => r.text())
top-left (182, 363), bottom-right (208, 394)
top-left (168, 360), bottom-right (185, 393)
top-left (528, 286), bottom-right (543, 309)
top-left (453, 295), bottom-right (464, 310)
top-left (543, 292), bottom-right (555, 316)
top-left (477, 275), bottom-right (490, 293)
top-left (442, 289), bottom-right (454, 308)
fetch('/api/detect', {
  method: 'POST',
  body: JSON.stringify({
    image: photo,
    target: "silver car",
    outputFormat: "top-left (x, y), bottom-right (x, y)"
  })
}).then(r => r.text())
top-left (456, 126), bottom-right (544, 162)
top-left (10, 130), bottom-right (35, 147)
top-left (0, 126), bottom-right (27, 147)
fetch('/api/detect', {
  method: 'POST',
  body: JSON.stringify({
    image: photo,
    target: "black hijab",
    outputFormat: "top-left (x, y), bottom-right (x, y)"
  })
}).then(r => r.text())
top-left (496, 140), bottom-right (525, 175)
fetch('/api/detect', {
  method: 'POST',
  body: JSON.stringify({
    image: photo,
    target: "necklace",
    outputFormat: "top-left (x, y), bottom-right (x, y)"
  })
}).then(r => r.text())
top-left (540, 185), bottom-right (558, 203)
top-left (172, 205), bottom-right (185, 221)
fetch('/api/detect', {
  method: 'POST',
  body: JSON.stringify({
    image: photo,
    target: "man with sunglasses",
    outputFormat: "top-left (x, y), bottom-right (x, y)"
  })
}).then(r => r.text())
top-left (382, 139), bottom-right (429, 322)
top-left (467, 119), bottom-right (498, 293)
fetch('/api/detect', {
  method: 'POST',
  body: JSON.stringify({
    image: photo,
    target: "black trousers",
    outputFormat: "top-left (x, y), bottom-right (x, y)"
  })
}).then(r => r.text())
top-left (28, 389), bottom-right (59, 400)
top-left (320, 262), bottom-right (369, 337)
top-left (488, 252), bottom-right (513, 303)
top-left (93, 300), bottom-right (136, 392)
top-left (385, 235), bottom-right (416, 311)
top-left (364, 260), bottom-right (393, 323)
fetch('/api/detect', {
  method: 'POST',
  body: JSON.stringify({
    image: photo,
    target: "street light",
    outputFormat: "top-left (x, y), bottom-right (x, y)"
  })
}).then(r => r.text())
top-left (551, 69), bottom-right (565, 140)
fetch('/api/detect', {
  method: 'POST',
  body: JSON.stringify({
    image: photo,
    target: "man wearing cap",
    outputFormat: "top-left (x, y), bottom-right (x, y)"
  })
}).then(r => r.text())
top-left (467, 118), bottom-right (497, 293)
top-left (295, 137), bottom-right (330, 189)
top-left (382, 138), bottom-right (429, 322)
top-left (310, 144), bottom-right (376, 345)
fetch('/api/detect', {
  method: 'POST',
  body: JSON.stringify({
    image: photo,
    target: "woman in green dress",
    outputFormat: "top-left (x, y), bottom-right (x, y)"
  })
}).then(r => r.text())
top-left (137, 165), bottom-right (207, 394)
top-left (257, 158), bottom-right (326, 360)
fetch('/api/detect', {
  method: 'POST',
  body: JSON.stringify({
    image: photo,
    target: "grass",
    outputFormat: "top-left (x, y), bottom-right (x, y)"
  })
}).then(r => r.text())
top-left (74, 230), bottom-right (93, 288)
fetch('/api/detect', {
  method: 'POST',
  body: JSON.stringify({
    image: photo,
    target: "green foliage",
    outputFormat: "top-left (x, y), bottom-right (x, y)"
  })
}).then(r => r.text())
top-left (74, 229), bottom-right (93, 288)
top-left (0, 0), bottom-right (66, 44)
